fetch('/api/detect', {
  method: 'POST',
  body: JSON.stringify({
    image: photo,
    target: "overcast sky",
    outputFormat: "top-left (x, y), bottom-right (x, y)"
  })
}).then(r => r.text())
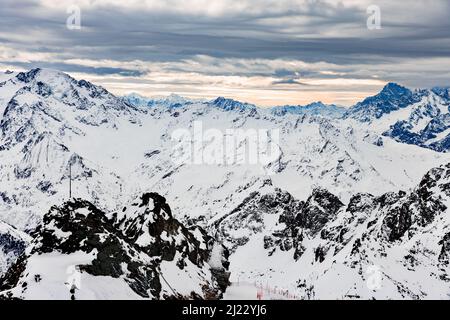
top-left (1, 0), bottom-right (449, 106)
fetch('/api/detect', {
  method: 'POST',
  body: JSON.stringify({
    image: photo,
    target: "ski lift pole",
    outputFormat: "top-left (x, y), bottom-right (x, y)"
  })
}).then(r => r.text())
top-left (69, 161), bottom-right (72, 199)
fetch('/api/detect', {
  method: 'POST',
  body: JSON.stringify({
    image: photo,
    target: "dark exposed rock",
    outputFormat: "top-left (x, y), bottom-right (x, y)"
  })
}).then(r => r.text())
top-left (381, 165), bottom-right (448, 242)
top-left (346, 83), bottom-right (420, 122)
top-left (218, 186), bottom-right (344, 261)
top-left (16, 69), bottom-right (41, 83)
top-left (382, 204), bottom-right (413, 242)
top-left (35, 81), bottom-right (52, 97)
top-left (438, 233), bottom-right (450, 264)
top-left (347, 193), bottom-right (375, 215)
top-left (0, 232), bottom-right (28, 259)
top-left (144, 150), bottom-right (161, 158)
top-left (314, 246), bottom-right (326, 263)
top-left (296, 187), bottom-right (344, 235)
top-left (36, 181), bottom-right (56, 195)
top-left (0, 193), bottom-right (230, 300)
top-left (375, 191), bottom-right (406, 207)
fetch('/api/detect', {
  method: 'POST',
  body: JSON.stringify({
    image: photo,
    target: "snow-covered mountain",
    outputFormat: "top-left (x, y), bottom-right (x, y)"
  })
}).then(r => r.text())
top-left (382, 90), bottom-right (450, 152)
top-left (271, 102), bottom-right (346, 118)
top-left (432, 87), bottom-right (450, 101)
top-left (123, 93), bottom-right (198, 109)
top-left (1, 68), bottom-right (450, 299)
top-left (124, 94), bottom-right (345, 118)
top-left (217, 163), bottom-right (450, 299)
top-left (345, 83), bottom-right (450, 152)
top-left (0, 68), bottom-right (145, 231)
top-left (0, 193), bottom-right (230, 300)
top-left (345, 83), bottom-right (421, 122)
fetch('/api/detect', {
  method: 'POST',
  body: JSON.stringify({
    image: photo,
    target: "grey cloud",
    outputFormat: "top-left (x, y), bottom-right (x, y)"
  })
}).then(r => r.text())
top-left (0, 0), bottom-right (450, 102)
top-left (272, 79), bottom-right (309, 86)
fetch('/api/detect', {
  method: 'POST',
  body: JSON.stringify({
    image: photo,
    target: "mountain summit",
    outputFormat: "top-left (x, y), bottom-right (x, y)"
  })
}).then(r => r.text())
top-left (345, 82), bottom-right (420, 122)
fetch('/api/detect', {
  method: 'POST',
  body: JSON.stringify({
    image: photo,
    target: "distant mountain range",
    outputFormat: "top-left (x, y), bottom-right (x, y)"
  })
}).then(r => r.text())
top-left (123, 93), bottom-right (346, 118)
top-left (124, 82), bottom-right (450, 152)
top-left (0, 68), bottom-right (449, 299)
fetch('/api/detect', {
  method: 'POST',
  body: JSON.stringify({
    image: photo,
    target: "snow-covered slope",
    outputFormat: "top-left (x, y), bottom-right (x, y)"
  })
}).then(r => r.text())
top-left (0, 193), bottom-right (230, 300)
top-left (217, 163), bottom-right (450, 299)
top-left (1, 68), bottom-right (450, 299)
top-left (2, 68), bottom-right (447, 235)
top-left (131, 102), bottom-right (448, 226)
top-left (123, 93), bottom-right (199, 109)
top-left (271, 102), bottom-right (346, 118)
top-left (382, 91), bottom-right (450, 152)
top-left (0, 68), bottom-right (137, 231)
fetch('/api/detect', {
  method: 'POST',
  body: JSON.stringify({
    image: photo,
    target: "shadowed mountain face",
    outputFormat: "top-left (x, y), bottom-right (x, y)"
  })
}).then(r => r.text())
top-left (0, 193), bottom-right (230, 300)
top-left (345, 83), bottom-right (420, 122)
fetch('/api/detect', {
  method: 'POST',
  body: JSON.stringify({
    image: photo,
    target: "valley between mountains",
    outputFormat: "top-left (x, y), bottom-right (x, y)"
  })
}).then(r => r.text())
top-left (0, 68), bottom-right (450, 299)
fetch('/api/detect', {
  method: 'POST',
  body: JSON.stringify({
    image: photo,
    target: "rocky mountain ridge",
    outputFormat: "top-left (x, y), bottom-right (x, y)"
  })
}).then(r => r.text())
top-left (0, 193), bottom-right (230, 300)
top-left (217, 163), bottom-right (450, 299)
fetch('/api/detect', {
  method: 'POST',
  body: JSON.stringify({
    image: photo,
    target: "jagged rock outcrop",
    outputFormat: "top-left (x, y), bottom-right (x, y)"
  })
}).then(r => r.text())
top-left (217, 163), bottom-right (450, 299)
top-left (0, 193), bottom-right (230, 300)
top-left (260, 187), bottom-right (345, 260)
top-left (296, 187), bottom-right (344, 235)
top-left (214, 185), bottom-right (303, 253)
top-left (381, 165), bottom-right (448, 242)
top-left (0, 222), bottom-right (31, 276)
top-left (438, 233), bottom-right (450, 265)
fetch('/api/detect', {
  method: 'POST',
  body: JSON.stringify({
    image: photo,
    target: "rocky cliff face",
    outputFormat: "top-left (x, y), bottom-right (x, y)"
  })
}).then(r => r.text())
top-left (218, 163), bottom-right (450, 299)
top-left (345, 83), bottom-right (421, 122)
top-left (0, 193), bottom-right (230, 300)
top-left (0, 222), bottom-right (31, 276)
top-left (382, 91), bottom-right (450, 152)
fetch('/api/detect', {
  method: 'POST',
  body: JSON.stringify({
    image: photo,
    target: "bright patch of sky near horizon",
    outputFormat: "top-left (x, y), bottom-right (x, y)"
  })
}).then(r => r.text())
top-left (0, 0), bottom-right (449, 106)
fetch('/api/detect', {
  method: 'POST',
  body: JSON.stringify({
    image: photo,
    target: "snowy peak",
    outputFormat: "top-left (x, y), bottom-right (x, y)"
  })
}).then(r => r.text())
top-left (271, 102), bottom-right (346, 118)
top-left (123, 93), bottom-right (152, 107)
top-left (346, 82), bottom-right (420, 122)
top-left (0, 68), bottom-right (137, 149)
top-left (432, 87), bottom-right (450, 101)
top-left (150, 93), bottom-right (193, 108)
top-left (381, 82), bottom-right (412, 97)
top-left (112, 192), bottom-right (219, 264)
top-left (11, 68), bottom-right (129, 113)
top-left (124, 93), bottom-right (194, 109)
top-left (382, 90), bottom-right (450, 152)
top-left (209, 97), bottom-right (257, 112)
top-left (15, 68), bottom-right (45, 83)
